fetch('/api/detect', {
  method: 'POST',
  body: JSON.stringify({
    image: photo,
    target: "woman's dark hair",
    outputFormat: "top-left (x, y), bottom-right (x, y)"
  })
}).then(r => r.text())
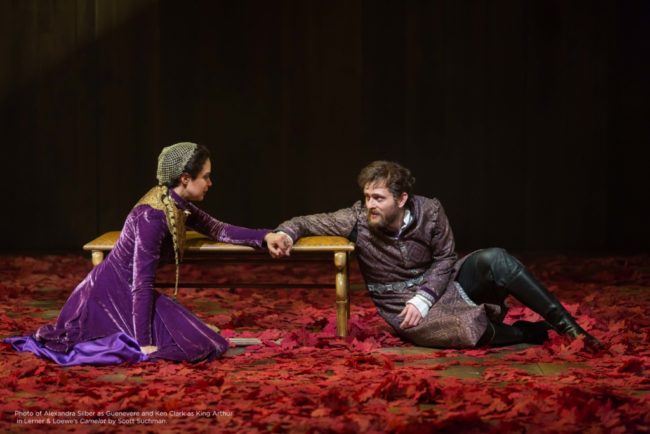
top-left (164, 144), bottom-right (211, 188)
top-left (357, 160), bottom-right (415, 198)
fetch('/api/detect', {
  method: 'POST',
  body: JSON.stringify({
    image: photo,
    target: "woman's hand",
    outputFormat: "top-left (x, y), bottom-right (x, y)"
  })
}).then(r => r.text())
top-left (140, 345), bottom-right (158, 355)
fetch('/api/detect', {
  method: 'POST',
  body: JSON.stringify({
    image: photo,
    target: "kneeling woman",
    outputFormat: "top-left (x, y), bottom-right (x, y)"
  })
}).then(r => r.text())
top-left (5, 142), bottom-right (274, 365)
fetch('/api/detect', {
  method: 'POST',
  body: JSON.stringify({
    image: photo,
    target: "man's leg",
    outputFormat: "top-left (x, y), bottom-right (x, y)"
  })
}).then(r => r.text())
top-left (475, 321), bottom-right (549, 347)
top-left (457, 248), bottom-right (602, 350)
top-left (458, 249), bottom-right (549, 346)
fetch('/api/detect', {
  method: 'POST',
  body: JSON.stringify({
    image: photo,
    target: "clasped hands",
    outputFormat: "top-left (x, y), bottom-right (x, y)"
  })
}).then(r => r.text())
top-left (265, 232), bottom-right (294, 258)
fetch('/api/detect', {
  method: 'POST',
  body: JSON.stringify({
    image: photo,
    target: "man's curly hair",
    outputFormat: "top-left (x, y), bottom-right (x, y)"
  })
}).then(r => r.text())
top-left (357, 160), bottom-right (415, 198)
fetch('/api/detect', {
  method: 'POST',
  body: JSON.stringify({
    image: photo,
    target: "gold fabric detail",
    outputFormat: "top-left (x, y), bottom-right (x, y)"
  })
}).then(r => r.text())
top-left (135, 185), bottom-right (188, 297)
top-left (135, 186), bottom-right (166, 211)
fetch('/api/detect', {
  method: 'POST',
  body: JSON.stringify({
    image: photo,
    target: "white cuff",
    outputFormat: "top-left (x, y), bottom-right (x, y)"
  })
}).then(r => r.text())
top-left (406, 294), bottom-right (432, 318)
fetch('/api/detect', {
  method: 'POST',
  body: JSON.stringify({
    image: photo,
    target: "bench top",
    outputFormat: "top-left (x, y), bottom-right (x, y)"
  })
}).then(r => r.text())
top-left (84, 231), bottom-right (355, 253)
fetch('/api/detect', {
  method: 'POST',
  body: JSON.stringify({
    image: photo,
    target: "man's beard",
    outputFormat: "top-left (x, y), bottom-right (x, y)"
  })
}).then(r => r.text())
top-left (367, 207), bottom-right (402, 233)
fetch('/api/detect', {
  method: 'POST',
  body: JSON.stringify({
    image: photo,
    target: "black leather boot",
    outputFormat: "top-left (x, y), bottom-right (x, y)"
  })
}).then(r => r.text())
top-left (478, 321), bottom-right (550, 347)
top-left (512, 320), bottom-right (552, 345)
top-left (507, 269), bottom-right (603, 351)
top-left (477, 322), bottom-right (522, 347)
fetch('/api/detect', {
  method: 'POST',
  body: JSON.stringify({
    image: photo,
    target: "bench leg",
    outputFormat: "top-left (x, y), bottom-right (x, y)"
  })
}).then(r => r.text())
top-left (334, 251), bottom-right (349, 337)
top-left (345, 257), bottom-right (350, 320)
top-left (91, 250), bottom-right (104, 267)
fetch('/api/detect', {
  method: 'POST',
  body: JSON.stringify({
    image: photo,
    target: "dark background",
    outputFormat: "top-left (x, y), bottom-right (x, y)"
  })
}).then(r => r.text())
top-left (1, 0), bottom-right (648, 253)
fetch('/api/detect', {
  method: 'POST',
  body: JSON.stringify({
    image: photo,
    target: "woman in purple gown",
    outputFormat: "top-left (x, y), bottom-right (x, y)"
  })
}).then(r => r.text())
top-left (5, 142), bottom-right (276, 365)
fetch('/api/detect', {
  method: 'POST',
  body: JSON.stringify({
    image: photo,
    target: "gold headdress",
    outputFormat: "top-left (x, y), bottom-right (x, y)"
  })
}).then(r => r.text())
top-left (156, 142), bottom-right (198, 186)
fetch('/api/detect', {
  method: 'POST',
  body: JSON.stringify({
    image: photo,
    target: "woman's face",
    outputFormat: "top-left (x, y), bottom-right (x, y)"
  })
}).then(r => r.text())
top-left (183, 158), bottom-right (212, 201)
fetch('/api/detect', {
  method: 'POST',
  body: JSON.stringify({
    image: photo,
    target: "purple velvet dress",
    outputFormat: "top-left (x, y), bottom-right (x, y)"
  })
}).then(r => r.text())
top-left (5, 188), bottom-right (270, 365)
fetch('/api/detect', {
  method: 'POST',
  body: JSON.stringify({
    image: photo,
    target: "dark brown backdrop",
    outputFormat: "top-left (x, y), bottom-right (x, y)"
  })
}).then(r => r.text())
top-left (1, 0), bottom-right (648, 253)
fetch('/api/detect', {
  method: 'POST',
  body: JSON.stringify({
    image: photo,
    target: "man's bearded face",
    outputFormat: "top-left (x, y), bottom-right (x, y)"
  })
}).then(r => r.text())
top-left (363, 183), bottom-right (402, 232)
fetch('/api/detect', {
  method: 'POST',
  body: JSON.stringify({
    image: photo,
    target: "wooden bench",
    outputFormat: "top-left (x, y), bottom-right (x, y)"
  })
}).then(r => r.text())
top-left (83, 231), bottom-right (355, 337)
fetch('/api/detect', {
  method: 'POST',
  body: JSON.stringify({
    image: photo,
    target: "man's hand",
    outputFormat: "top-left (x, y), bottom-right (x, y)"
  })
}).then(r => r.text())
top-left (140, 345), bottom-right (158, 355)
top-left (265, 232), bottom-right (294, 258)
top-left (398, 303), bottom-right (423, 329)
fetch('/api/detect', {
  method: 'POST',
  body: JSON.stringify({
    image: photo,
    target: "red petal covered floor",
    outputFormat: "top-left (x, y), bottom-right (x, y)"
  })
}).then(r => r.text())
top-left (0, 254), bottom-right (648, 433)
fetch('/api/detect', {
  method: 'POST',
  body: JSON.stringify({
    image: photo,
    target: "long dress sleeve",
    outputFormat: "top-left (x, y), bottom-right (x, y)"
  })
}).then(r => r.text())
top-left (275, 202), bottom-right (361, 241)
top-left (185, 202), bottom-right (270, 248)
top-left (414, 199), bottom-right (458, 305)
top-left (131, 207), bottom-right (168, 346)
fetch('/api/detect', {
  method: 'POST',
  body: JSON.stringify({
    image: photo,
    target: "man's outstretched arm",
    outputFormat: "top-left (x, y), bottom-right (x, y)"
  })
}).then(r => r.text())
top-left (268, 204), bottom-right (361, 258)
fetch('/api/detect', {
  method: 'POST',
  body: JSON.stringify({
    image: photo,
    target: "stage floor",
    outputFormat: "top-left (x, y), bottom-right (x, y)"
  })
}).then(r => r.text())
top-left (1, 254), bottom-right (648, 433)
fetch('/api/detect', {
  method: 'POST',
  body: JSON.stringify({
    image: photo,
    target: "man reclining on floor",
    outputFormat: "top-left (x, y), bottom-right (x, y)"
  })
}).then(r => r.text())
top-left (264, 160), bottom-right (601, 351)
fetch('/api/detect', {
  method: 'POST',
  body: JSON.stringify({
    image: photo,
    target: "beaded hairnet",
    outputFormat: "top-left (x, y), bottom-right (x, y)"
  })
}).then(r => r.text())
top-left (156, 142), bottom-right (198, 185)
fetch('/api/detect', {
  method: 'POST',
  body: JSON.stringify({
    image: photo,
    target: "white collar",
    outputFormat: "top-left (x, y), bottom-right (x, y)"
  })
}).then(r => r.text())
top-left (396, 209), bottom-right (412, 237)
